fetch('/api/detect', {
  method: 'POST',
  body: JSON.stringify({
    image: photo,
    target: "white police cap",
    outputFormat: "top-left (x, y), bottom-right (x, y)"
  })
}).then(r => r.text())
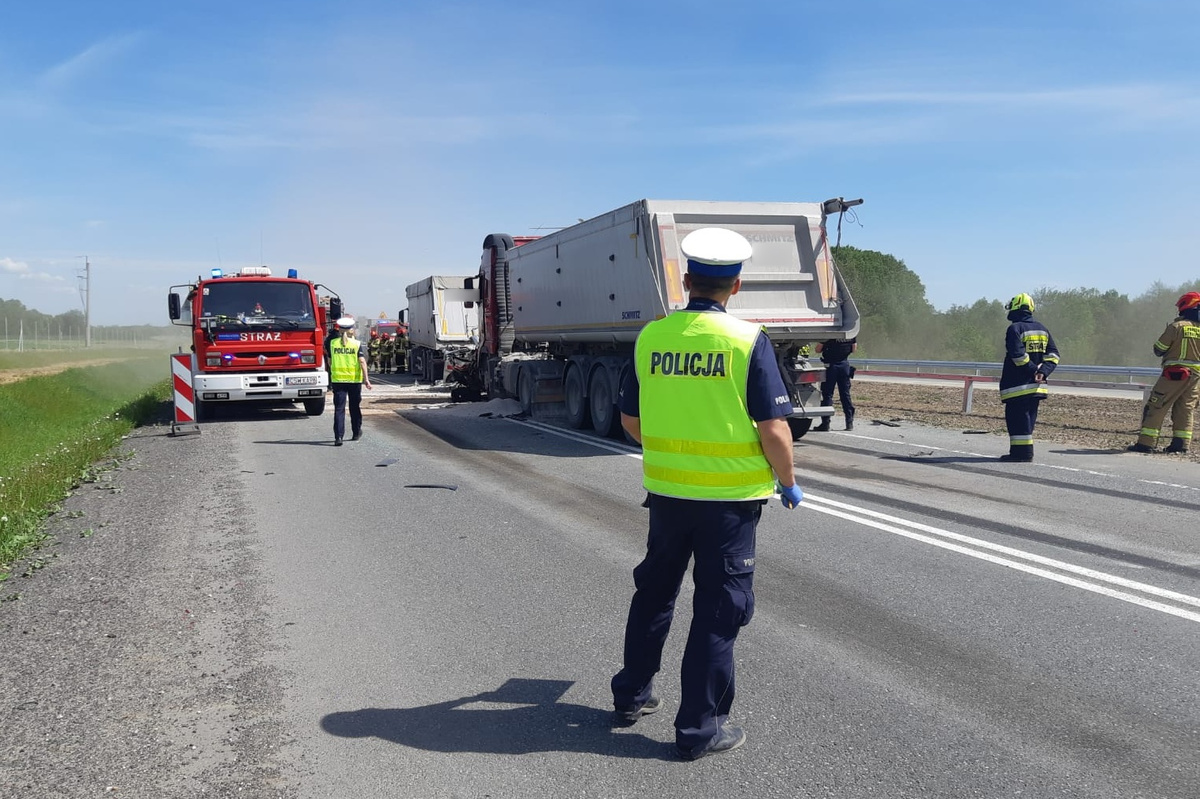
top-left (680, 227), bottom-right (753, 278)
top-left (336, 316), bottom-right (356, 329)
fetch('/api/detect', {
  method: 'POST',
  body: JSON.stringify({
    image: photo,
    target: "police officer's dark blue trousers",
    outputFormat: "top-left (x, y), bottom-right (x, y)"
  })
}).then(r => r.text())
top-left (331, 382), bottom-right (363, 441)
top-left (1002, 394), bottom-right (1041, 459)
top-left (611, 494), bottom-right (760, 757)
top-left (821, 360), bottom-right (855, 422)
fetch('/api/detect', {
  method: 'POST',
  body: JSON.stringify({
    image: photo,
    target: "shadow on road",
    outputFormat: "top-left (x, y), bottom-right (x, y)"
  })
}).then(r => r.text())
top-left (320, 678), bottom-right (670, 760)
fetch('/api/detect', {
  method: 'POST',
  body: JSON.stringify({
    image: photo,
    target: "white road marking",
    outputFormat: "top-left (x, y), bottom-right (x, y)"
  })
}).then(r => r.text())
top-left (835, 430), bottom-right (1200, 492)
top-left (503, 418), bottom-right (1200, 624)
top-left (803, 493), bottom-right (1200, 610)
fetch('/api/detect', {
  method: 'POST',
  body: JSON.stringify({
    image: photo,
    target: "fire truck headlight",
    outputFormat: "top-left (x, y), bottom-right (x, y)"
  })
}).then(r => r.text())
top-left (300, 349), bottom-right (316, 364)
top-left (206, 353), bottom-right (222, 367)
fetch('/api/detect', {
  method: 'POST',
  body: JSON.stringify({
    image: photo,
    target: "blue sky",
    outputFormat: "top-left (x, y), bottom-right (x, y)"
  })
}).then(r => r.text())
top-left (2, 1), bottom-right (1198, 325)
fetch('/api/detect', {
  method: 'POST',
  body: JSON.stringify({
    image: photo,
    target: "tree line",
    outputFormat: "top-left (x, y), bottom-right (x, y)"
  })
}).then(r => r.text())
top-left (0, 298), bottom-right (183, 347)
top-left (831, 246), bottom-right (1198, 367)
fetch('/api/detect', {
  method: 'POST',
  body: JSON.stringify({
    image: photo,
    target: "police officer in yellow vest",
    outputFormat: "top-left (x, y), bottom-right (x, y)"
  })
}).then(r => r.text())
top-left (325, 317), bottom-right (372, 446)
top-left (610, 227), bottom-right (803, 761)
top-left (1129, 291), bottom-right (1200, 454)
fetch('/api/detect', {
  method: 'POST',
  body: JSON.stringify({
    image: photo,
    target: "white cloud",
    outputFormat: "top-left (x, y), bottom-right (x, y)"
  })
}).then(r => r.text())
top-left (1, 257), bottom-right (30, 275)
top-left (37, 32), bottom-right (145, 91)
top-left (0, 257), bottom-right (67, 286)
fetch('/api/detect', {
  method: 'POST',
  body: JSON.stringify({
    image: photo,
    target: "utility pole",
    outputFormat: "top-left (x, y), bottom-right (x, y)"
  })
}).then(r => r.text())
top-left (78, 255), bottom-right (92, 348)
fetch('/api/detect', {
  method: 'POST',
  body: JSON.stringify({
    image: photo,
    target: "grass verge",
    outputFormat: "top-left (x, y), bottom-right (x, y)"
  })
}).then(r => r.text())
top-left (0, 356), bottom-right (170, 580)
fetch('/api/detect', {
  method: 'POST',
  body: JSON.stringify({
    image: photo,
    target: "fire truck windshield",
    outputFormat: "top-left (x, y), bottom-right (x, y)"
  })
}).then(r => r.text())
top-left (198, 281), bottom-right (316, 330)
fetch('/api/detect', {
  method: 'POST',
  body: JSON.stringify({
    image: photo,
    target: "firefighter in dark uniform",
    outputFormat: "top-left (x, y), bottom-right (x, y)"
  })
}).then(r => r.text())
top-left (610, 227), bottom-right (804, 761)
top-left (1129, 291), bottom-right (1200, 454)
top-left (999, 293), bottom-right (1060, 462)
top-left (367, 330), bottom-right (381, 373)
top-left (379, 333), bottom-right (395, 374)
top-left (325, 317), bottom-right (372, 445)
top-left (814, 337), bottom-right (857, 431)
top-left (394, 326), bottom-right (409, 374)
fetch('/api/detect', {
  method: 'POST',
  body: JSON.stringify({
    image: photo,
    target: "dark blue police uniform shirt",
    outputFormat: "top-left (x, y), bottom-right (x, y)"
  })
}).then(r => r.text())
top-left (618, 298), bottom-right (793, 422)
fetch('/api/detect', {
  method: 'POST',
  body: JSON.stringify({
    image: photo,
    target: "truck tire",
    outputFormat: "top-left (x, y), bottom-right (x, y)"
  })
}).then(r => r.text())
top-left (518, 368), bottom-right (536, 415)
top-left (303, 396), bottom-right (326, 416)
top-left (564, 366), bottom-right (590, 429)
top-left (787, 417), bottom-right (813, 440)
top-left (589, 368), bottom-right (620, 439)
top-left (194, 398), bottom-right (208, 422)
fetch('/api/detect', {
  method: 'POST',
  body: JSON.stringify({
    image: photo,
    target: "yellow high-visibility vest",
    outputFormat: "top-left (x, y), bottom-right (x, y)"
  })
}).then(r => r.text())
top-left (635, 311), bottom-right (774, 500)
top-left (329, 336), bottom-right (363, 383)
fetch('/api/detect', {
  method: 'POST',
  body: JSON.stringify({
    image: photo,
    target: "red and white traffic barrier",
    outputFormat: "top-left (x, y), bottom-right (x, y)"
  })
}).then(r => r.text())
top-left (170, 353), bottom-right (201, 436)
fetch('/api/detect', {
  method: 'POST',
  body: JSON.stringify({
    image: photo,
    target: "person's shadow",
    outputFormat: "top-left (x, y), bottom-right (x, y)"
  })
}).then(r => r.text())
top-left (320, 678), bottom-right (668, 760)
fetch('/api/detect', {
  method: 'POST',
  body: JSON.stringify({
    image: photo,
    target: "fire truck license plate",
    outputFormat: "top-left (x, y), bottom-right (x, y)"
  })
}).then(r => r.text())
top-left (285, 376), bottom-right (320, 386)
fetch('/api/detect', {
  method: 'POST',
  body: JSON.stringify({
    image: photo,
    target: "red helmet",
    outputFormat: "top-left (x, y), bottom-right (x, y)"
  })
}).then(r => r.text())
top-left (1177, 292), bottom-right (1200, 312)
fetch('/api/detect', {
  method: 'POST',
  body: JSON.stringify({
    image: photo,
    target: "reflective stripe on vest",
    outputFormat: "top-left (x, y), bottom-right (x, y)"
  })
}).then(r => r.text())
top-left (635, 311), bottom-right (774, 500)
top-left (329, 336), bottom-right (363, 383)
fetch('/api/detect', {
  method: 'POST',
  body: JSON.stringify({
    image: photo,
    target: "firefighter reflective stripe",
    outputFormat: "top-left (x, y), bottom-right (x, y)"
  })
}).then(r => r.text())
top-left (1011, 353), bottom-right (1031, 367)
top-left (640, 436), bottom-right (764, 458)
top-left (1009, 434), bottom-right (1033, 445)
top-left (1023, 333), bottom-right (1049, 352)
top-left (999, 382), bottom-right (1049, 401)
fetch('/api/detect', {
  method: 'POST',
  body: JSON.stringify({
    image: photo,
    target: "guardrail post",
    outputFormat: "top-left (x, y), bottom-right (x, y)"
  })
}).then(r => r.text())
top-left (962, 376), bottom-right (976, 414)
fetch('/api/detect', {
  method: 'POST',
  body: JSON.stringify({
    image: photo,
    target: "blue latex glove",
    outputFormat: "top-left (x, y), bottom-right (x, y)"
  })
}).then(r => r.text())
top-left (777, 481), bottom-right (803, 509)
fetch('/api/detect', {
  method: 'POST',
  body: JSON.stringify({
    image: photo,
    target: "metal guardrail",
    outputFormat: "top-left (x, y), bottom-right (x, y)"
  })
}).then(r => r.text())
top-left (853, 359), bottom-right (1159, 381)
top-left (852, 359), bottom-right (1157, 414)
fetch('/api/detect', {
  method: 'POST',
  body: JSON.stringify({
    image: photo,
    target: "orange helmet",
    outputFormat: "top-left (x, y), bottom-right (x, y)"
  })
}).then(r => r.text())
top-left (1177, 292), bottom-right (1200, 312)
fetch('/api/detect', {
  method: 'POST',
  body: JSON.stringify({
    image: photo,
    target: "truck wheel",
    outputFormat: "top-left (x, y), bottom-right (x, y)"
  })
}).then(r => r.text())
top-left (518, 368), bottom-right (536, 415)
top-left (589, 368), bottom-right (620, 438)
top-left (787, 418), bottom-right (813, 440)
top-left (303, 396), bottom-right (326, 416)
top-left (564, 367), bottom-right (590, 429)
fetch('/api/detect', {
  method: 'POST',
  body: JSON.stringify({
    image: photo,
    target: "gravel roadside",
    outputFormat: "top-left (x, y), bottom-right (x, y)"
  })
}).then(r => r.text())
top-left (0, 419), bottom-right (298, 799)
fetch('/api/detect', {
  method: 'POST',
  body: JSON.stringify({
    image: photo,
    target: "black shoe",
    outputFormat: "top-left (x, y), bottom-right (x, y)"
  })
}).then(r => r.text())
top-left (814, 421), bottom-right (831, 432)
top-left (1127, 443), bottom-right (1155, 454)
top-left (334, 438), bottom-right (343, 446)
top-left (1165, 443), bottom-right (1188, 454)
top-left (845, 421), bottom-right (854, 431)
top-left (998, 453), bottom-right (1032, 462)
top-left (678, 724), bottom-right (747, 761)
top-left (351, 432), bottom-right (362, 441)
top-left (613, 695), bottom-right (661, 726)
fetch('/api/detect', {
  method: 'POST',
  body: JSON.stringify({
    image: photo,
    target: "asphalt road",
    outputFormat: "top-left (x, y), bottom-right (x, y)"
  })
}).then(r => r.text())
top-left (2, 378), bottom-right (1198, 798)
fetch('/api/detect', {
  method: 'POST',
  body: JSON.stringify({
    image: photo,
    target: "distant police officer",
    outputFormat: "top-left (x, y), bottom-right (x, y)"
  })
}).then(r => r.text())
top-left (610, 227), bottom-right (804, 761)
top-left (999, 293), bottom-right (1060, 462)
top-left (325, 317), bottom-right (372, 445)
top-left (1129, 291), bottom-right (1200, 454)
top-left (814, 337), bottom-right (857, 431)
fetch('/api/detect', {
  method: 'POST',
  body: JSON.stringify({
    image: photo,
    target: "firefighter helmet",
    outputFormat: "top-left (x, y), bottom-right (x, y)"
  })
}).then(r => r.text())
top-left (1176, 291), bottom-right (1200, 312)
top-left (1005, 293), bottom-right (1036, 313)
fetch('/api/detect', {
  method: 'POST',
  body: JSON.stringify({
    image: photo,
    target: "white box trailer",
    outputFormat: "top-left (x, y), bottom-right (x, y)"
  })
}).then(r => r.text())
top-left (403, 275), bottom-right (480, 383)
top-left (452, 199), bottom-right (861, 439)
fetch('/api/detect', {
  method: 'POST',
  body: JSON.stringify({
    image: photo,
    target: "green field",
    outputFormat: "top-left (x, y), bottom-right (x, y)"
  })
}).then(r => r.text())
top-left (0, 354), bottom-right (172, 580)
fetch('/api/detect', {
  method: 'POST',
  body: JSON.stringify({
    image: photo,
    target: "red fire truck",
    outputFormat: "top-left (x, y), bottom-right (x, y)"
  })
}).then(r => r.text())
top-left (167, 266), bottom-right (343, 420)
